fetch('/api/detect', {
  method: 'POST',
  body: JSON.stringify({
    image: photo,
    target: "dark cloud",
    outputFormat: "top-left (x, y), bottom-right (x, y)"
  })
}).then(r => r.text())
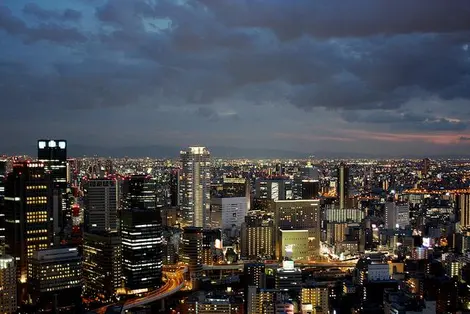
top-left (0, 5), bottom-right (86, 44)
top-left (198, 0), bottom-right (470, 40)
top-left (23, 3), bottom-right (82, 21)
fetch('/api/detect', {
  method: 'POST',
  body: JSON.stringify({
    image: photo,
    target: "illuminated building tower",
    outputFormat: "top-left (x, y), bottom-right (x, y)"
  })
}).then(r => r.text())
top-left (121, 175), bottom-right (163, 293)
top-left (255, 179), bottom-right (293, 201)
top-left (337, 163), bottom-right (349, 210)
top-left (385, 202), bottom-right (410, 230)
top-left (0, 160), bottom-right (6, 254)
top-left (84, 179), bottom-right (118, 233)
top-left (170, 169), bottom-right (180, 207)
top-left (83, 231), bottom-right (122, 301)
top-left (458, 193), bottom-right (470, 231)
top-left (274, 200), bottom-right (321, 258)
top-left (4, 162), bottom-right (53, 282)
top-left (240, 215), bottom-right (274, 260)
top-left (37, 140), bottom-right (67, 190)
top-left (182, 227), bottom-right (203, 290)
top-left (180, 147), bottom-right (211, 227)
top-left (38, 140), bottom-right (70, 243)
top-left (422, 158), bottom-right (430, 177)
top-left (0, 255), bottom-right (17, 313)
top-left (301, 284), bottom-right (329, 314)
top-left (29, 248), bottom-right (82, 312)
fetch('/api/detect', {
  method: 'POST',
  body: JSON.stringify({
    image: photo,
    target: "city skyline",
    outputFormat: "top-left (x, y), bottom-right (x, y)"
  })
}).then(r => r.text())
top-left (1, 1), bottom-right (470, 155)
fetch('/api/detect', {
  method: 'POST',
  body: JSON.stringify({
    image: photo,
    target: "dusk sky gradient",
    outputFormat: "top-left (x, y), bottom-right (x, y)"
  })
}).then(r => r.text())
top-left (2, 0), bottom-right (470, 156)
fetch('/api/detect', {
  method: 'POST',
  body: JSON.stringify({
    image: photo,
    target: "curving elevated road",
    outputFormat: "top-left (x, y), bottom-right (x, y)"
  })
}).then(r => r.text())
top-left (94, 265), bottom-right (188, 314)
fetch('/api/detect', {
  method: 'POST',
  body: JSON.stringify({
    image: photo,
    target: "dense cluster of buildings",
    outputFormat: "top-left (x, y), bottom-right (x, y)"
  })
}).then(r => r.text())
top-left (1, 142), bottom-right (470, 313)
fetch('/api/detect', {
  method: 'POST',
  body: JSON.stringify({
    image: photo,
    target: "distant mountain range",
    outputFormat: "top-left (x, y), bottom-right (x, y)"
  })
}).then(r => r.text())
top-left (2, 143), bottom-right (470, 159)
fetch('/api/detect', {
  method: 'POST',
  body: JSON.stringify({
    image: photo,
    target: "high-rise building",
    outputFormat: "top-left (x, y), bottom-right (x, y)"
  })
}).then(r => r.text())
top-left (385, 202), bottom-right (410, 230)
top-left (274, 200), bottom-right (321, 257)
top-left (4, 162), bottom-right (53, 282)
top-left (255, 179), bottom-right (293, 201)
top-left (422, 158), bottom-right (431, 177)
top-left (29, 248), bottom-right (82, 311)
top-left (280, 230), bottom-right (309, 261)
top-left (301, 285), bottom-right (329, 314)
top-left (180, 147), bottom-right (211, 227)
top-left (458, 193), bottom-right (470, 231)
top-left (240, 215), bottom-right (274, 259)
top-left (37, 140), bottom-right (67, 190)
top-left (202, 228), bottom-right (222, 265)
top-left (210, 196), bottom-right (248, 230)
top-left (0, 255), bottom-right (17, 313)
top-left (83, 231), bottom-right (122, 301)
top-left (84, 179), bottom-right (118, 233)
top-left (244, 263), bottom-right (266, 289)
top-left (301, 180), bottom-right (320, 200)
top-left (275, 261), bottom-right (302, 292)
top-left (0, 160), bottom-right (6, 254)
top-left (182, 227), bottom-right (203, 289)
top-left (337, 163), bottom-right (349, 210)
top-left (121, 175), bottom-right (163, 293)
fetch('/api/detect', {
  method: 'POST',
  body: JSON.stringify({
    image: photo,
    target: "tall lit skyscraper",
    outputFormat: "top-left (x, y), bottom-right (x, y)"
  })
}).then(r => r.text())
top-left (458, 193), bottom-right (470, 231)
top-left (38, 140), bottom-right (69, 244)
top-left (0, 160), bottom-right (6, 254)
top-left (182, 227), bottom-right (203, 289)
top-left (180, 147), bottom-right (211, 227)
top-left (121, 175), bottom-right (163, 293)
top-left (84, 179), bottom-right (118, 233)
top-left (337, 163), bottom-right (349, 210)
top-left (4, 162), bottom-right (53, 282)
top-left (37, 140), bottom-right (67, 191)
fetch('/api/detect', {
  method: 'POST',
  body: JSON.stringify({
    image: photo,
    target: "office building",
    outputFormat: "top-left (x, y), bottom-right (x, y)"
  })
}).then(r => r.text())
top-left (280, 229), bottom-right (309, 261)
top-left (182, 227), bottom-right (203, 289)
top-left (211, 196), bottom-right (248, 230)
top-left (385, 202), bottom-right (410, 230)
top-left (325, 207), bottom-right (364, 223)
top-left (84, 179), bottom-right (118, 233)
top-left (170, 169), bottom-right (180, 207)
top-left (274, 200), bottom-right (321, 257)
top-left (301, 162), bottom-right (319, 180)
top-left (180, 147), bottom-right (211, 227)
top-left (0, 255), bottom-right (16, 313)
top-left (255, 179), bottom-right (293, 201)
top-left (275, 260), bottom-right (302, 292)
top-left (37, 140), bottom-right (67, 190)
top-left (240, 215), bottom-right (274, 259)
top-left (4, 162), bottom-right (53, 282)
top-left (83, 231), bottom-right (122, 301)
top-left (422, 158), bottom-right (431, 176)
top-left (244, 263), bottom-right (266, 289)
top-left (29, 247), bottom-right (82, 311)
top-left (202, 229), bottom-right (222, 265)
top-left (301, 180), bottom-right (320, 199)
top-left (337, 163), bottom-right (349, 209)
top-left (121, 209), bottom-right (162, 293)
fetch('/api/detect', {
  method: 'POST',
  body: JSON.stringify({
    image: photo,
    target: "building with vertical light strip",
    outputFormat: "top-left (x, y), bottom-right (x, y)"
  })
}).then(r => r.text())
top-left (0, 160), bottom-right (6, 254)
top-left (4, 162), bottom-right (53, 283)
top-left (180, 147), bottom-right (211, 227)
top-left (121, 175), bottom-right (163, 294)
top-left (337, 163), bottom-right (349, 210)
top-left (458, 193), bottom-right (470, 231)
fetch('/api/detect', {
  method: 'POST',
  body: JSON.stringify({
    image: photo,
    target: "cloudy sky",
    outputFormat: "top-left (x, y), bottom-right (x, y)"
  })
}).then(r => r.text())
top-left (1, 0), bottom-right (470, 156)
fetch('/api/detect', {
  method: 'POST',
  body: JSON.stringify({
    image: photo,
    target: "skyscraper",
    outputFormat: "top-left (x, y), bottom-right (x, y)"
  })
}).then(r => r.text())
top-left (337, 163), bottom-right (349, 210)
top-left (0, 160), bottom-right (6, 254)
top-left (180, 147), bottom-right (211, 227)
top-left (4, 162), bottom-right (53, 282)
top-left (121, 175), bottom-right (163, 293)
top-left (37, 140), bottom-right (67, 190)
top-left (182, 227), bottom-right (203, 290)
top-left (0, 255), bottom-right (17, 313)
top-left (84, 179), bottom-right (118, 233)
